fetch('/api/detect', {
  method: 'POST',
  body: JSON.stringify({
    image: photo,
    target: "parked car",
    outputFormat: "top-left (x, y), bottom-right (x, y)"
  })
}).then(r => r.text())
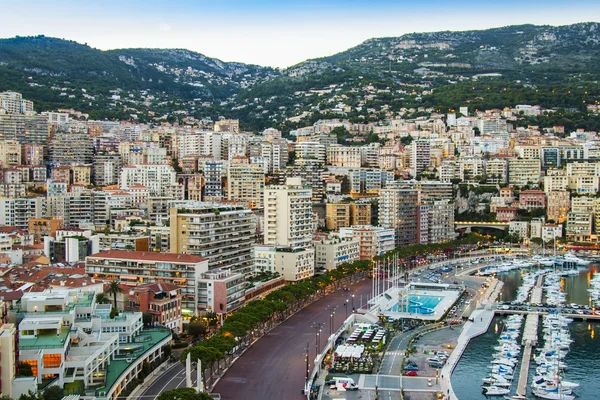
top-left (404, 364), bottom-right (419, 371)
top-left (405, 370), bottom-right (418, 376)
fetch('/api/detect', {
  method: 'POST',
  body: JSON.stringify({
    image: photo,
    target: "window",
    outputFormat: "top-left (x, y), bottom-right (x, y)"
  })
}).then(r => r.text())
top-left (43, 354), bottom-right (62, 368)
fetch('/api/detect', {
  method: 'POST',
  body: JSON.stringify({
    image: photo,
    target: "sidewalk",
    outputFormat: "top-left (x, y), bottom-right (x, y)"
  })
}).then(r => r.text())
top-left (440, 308), bottom-right (495, 400)
top-left (439, 274), bottom-right (502, 400)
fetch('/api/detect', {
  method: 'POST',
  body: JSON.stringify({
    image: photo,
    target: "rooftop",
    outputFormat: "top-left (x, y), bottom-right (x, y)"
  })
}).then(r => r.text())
top-left (20, 327), bottom-right (70, 349)
top-left (96, 328), bottom-right (171, 397)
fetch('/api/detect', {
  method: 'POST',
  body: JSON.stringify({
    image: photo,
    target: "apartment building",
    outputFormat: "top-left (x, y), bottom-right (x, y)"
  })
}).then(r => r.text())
top-left (327, 145), bottom-right (361, 167)
top-left (508, 158), bottom-right (542, 186)
top-left (97, 232), bottom-right (150, 252)
top-left (566, 212), bottom-right (593, 241)
top-left (197, 270), bottom-right (246, 318)
top-left (544, 170), bottom-right (569, 193)
top-left (49, 130), bottom-right (94, 166)
top-left (278, 160), bottom-right (325, 202)
top-left (124, 283), bottom-right (183, 333)
top-left (485, 158), bottom-right (508, 184)
top-left (339, 226), bottom-right (395, 260)
top-left (378, 187), bottom-right (419, 247)
top-left (509, 221), bottom-right (529, 240)
top-left (72, 164), bottom-right (92, 186)
top-left (426, 200), bottom-right (455, 244)
top-left (348, 168), bottom-right (391, 193)
top-left (313, 234), bottom-right (360, 270)
top-left (253, 245), bottom-right (315, 281)
top-left (86, 250), bottom-right (208, 315)
top-left (264, 177), bottom-right (313, 248)
top-left (28, 217), bottom-right (63, 244)
top-left (226, 162), bottom-right (265, 209)
top-left (459, 157), bottom-right (484, 183)
top-left (93, 153), bottom-right (123, 186)
top-left (120, 164), bottom-right (177, 197)
top-left (0, 140), bottom-right (21, 167)
top-left (439, 161), bottom-right (457, 182)
top-left (15, 289), bottom-right (170, 400)
top-left (0, 320), bottom-right (17, 398)
top-left (518, 190), bottom-right (546, 210)
top-left (202, 161), bottom-right (225, 199)
top-left (547, 191), bottom-right (570, 223)
top-left (0, 113), bottom-right (48, 147)
top-left (295, 142), bottom-right (326, 164)
top-left (568, 175), bottom-right (600, 194)
top-left (169, 202), bottom-right (255, 275)
top-left (0, 91), bottom-right (34, 113)
top-left (0, 197), bottom-right (46, 229)
top-left (409, 139), bottom-right (431, 177)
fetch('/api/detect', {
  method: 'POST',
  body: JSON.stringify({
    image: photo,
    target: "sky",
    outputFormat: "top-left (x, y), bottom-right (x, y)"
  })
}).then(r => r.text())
top-left (1, 0), bottom-right (599, 68)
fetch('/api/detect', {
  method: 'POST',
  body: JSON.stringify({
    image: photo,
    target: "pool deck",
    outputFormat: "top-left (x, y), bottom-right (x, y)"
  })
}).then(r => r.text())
top-left (384, 289), bottom-right (461, 321)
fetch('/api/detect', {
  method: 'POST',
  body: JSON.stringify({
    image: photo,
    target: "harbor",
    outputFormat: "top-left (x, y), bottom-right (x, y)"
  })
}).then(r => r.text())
top-left (451, 257), bottom-right (600, 399)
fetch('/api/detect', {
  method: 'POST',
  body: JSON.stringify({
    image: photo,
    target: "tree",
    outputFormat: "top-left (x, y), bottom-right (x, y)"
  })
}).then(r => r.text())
top-left (187, 321), bottom-right (207, 339)
top-left (143, 312), bottom-right (153, 327)
top-left (17, 362), bottom-right (33, 377)
top-left (42, 386), bottom-right (63, 400)
top-left (105, 281), bottom-right (123, 311)
top-left (19, 391), bottom-right (42, 400)
top-left (95, 292), bottom-right (111, 305)
top-left (157, 388), bottom-right (212, 400)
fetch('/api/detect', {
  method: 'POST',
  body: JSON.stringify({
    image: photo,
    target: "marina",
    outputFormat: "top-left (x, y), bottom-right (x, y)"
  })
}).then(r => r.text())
top-left (452, 258), bottom-right (600, 400)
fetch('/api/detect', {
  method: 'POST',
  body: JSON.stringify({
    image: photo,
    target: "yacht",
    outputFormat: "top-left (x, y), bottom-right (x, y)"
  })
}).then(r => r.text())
top-left (482, 386), bottom-right (511, 396)
top-left (532, 387), bottom-right (575, 400)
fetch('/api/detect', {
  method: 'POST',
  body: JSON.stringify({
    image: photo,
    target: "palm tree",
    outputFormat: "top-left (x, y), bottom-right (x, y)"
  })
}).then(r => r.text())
top-left (95, 292), bottom-right (111, 304)
top-left (105, 281), bottom-right (123, 311)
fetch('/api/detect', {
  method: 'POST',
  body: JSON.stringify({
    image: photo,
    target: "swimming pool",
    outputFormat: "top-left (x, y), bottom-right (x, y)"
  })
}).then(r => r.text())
top-left (387, 294), bottom-right (444, 314)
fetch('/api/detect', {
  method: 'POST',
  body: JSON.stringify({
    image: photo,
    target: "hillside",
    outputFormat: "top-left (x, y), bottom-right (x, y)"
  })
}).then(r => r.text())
top-left (0, 23), bottom-right (599, 128)
top-left (0, 35), bottom-right (276, 119)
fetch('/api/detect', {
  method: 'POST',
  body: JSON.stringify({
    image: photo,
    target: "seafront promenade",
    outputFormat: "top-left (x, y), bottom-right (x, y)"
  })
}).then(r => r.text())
top-left (440, 277), bottom-right (503, 400)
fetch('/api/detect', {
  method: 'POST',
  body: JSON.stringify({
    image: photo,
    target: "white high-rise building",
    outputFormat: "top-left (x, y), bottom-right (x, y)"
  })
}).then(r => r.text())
top-left (120, 164), bottom-right (177, 196)
top-left (264, 177), bottom-right (313, 248)
top-left (409, 139), bottom-right (430, 177)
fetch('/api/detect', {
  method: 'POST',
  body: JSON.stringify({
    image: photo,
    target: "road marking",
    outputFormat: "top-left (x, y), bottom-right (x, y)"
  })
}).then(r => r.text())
top-left (140, 362), bottom-right (182, 397)
top-left (155, 368), bottom-right (186, 398)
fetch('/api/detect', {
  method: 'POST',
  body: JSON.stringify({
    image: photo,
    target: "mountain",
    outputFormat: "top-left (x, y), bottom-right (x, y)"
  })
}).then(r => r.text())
top-left (0, 23), bottom-right (599, 128)
top-left (0, 35), bottom-right (276, 119)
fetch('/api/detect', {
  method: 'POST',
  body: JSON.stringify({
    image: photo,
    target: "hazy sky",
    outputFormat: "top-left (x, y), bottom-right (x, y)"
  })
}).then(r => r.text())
top-left (1, 0), bottom-right (599, 68)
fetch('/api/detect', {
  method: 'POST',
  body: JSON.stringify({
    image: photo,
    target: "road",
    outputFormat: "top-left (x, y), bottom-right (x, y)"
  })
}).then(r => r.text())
top-left (139, 277), bottom-right (374, 400)
top-left (139, 361), bottom-right (197, 399)
top-left (213, 278), bottom-right (374, 400)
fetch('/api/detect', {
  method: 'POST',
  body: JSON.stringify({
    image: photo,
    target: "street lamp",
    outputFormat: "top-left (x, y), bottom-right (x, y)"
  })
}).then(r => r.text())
top-left (312, 322), bottom-right (325, 356)
top-left (436, 368), bottom-right (439, 384)
top-left (327, 305), bottom-right (337, 335)
top-left (352, 294), bottom-right (355, 312)
top-left (305, 343), bottom-right (310, 381)
top-left (344, 298), bottom-right (349, 319)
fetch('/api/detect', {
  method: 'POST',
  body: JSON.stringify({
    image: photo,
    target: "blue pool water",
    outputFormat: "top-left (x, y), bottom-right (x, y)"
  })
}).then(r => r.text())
top-left (387, 295), bottom-right (443, 314)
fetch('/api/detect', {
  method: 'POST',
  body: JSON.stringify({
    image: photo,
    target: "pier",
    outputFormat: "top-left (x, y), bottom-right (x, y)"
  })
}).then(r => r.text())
top-left (516, 313), bottom-right (539, 396)
top-left (529, 274), bottom-right (544, 304)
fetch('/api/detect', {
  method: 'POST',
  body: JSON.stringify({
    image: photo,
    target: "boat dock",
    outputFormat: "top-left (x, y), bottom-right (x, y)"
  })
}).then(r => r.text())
top-left (529, 274), bottom-right (544, 304)
top-left (516, 313), bottom-right (539, 396)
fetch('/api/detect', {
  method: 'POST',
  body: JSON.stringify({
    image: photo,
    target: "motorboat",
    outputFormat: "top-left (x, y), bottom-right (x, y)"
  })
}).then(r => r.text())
top-left (482, 386), bottom-right (511, 396)
top-left (491, 358), bottom-right (518, 367)
top-left (532, 387), bottom-right (575, 400)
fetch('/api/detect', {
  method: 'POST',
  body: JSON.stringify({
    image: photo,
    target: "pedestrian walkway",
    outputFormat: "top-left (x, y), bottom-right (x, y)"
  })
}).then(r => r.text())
top-left (440, 308), bottom-right (495, 400)
top-left (516, 313), bottom-right (539, 396)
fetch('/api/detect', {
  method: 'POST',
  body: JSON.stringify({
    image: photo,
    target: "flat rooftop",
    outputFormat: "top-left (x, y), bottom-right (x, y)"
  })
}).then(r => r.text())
top-left (95, 329), bottom-right (171, 397)
top-left (20, 328), bottom-right (70, 349)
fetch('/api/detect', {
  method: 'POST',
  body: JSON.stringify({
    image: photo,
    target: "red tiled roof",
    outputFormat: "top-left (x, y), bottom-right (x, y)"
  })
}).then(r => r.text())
top-left (88, 250), bottom-right (207, 263)
top-left (0, 290), bottom-right (23, 301)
